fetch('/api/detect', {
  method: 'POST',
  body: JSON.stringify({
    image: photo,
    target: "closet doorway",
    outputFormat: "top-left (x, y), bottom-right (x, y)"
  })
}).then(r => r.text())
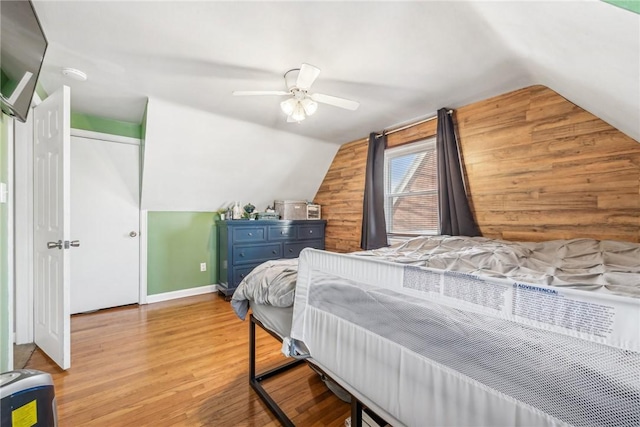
top-left (70, 133), bottom-right (140, 314)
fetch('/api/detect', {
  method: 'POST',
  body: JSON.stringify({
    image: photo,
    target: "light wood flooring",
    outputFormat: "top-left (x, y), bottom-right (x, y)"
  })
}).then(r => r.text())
top-left (26, 293), bottom-right (350, 426)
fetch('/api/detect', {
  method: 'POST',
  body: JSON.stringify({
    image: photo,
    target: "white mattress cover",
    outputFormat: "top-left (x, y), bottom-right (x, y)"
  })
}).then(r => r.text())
top-left (290, 248), bottom-right (640, 427)
top-left (249, 301), bottom-right (293, 339)
top-left (356, 236), bottom-right (640, 299)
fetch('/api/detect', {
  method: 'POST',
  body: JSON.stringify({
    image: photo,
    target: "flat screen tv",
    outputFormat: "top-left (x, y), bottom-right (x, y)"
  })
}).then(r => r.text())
top-left (1, 0), bottom-right (48, 123)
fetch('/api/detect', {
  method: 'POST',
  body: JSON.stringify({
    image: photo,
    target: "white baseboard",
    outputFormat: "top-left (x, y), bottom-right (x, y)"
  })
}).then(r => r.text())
top-left (146, 284), bottom-right (219, 304)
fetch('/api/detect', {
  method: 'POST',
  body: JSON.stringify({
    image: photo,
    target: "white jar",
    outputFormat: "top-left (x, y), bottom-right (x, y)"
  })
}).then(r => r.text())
top-left (232, 202), bottom-right (242, 219)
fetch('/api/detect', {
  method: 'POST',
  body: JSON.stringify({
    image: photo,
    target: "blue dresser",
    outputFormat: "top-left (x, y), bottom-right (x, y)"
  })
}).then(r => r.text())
top-left (217, 219), bottom-right (326, 298)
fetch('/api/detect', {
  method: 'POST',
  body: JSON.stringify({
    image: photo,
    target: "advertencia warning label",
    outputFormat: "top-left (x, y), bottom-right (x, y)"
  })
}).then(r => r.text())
top-left (512, 283), bottom-right (615, 338)
top-left (399, 264), bottom-right (638, 350)
top-left (404, 266), bottom-right (510, 312)
top-left (12, 399), bottom-right (38, 427)
top-left (442, 271), bottom-right (510, 311)
top-left (404, 266), bottom-right (441, 294)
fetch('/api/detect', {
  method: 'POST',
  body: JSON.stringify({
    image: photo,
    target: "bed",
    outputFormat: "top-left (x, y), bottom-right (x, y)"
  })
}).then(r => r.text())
top-left (231, 235), bottom-right (640, 427)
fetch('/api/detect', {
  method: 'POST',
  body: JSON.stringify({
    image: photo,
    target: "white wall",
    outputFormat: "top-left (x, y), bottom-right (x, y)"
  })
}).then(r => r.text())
top-left (471, 1), bottom-right (640, 143)
top-left (141, 98), bottom-right (340, 212)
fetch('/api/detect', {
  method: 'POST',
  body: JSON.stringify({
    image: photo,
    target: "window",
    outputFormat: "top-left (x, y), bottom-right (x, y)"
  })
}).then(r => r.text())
top-left (384, 137), bottom-right (438, 237)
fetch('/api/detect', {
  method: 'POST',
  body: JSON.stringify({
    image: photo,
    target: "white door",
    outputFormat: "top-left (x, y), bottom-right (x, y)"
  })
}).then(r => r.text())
top-left (33, 86), bottom-right (71, 370)
top-left (70, 135), bottom-right (140, 314)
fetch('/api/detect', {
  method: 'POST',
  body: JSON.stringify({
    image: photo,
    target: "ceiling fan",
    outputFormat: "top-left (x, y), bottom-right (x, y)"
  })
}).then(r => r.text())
top-left (233, 63), bottom-right (360, 123)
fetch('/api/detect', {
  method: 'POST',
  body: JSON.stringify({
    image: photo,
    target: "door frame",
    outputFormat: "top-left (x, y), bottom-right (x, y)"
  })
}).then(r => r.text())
top-left (14, 112), bottom-right (33, 345)
top-left (3, 116), bottom-right (15, 368)
top-left (14, 128), bottom-right (146, 344)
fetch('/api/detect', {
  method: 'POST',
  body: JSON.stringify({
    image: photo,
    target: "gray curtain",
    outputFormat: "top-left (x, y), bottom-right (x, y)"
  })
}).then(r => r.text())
top-left (361, 132), bottom-right (388, 249)
top-left (437, 108), bottom-right (481, 236)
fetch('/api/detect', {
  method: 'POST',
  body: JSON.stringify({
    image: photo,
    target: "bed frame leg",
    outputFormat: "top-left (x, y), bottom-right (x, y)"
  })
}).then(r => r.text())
top-left (249, 314), bottom-right (303, 427)
top-left (249, 312), bottom-right (257, 379)
top-left (351, 397), bottom-right (363, 427)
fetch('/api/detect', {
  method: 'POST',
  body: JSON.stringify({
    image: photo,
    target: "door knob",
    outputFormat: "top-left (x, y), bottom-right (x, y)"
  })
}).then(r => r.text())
top-left (70, 240), bottom-right (80, 247)
top-left (129, 231), bottom-right (137, 237)
top-left (47, 240), bottom-right (63, 249)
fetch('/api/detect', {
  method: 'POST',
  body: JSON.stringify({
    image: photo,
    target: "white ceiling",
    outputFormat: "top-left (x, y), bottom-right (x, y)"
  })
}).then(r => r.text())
top-left (32, 1), bottom-right (639, 144)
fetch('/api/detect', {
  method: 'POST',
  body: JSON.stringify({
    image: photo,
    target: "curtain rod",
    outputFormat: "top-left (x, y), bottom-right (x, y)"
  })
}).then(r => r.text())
top-left (376, 109), bottom-right (453, 139)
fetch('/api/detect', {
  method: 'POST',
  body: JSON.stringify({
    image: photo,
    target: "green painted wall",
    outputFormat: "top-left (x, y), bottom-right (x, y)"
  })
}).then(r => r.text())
top-left (34, 82), bottom-right (48, 101)
top-left (147, 212), bottom-right (219, 295)
top-left (0, 114), bottom-right (10, 371)
top-left (0, 68), bottom-right (16, 97)
top-left (0, 69), bottom-right (8, 87)
top-left (71, 112), bottom-right (142, 139)
top-left (603, 0), bottom-right (640, 13)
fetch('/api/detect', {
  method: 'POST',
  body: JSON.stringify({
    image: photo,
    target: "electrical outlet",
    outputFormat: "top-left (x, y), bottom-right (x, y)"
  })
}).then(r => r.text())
top-left (200, 262), bottom-right (207, 272)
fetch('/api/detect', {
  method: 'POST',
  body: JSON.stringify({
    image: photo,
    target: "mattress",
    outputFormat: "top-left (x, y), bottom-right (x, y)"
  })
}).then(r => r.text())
top-left (249, 301), bottom-right (293, 339)
top-left (232, 236), bottom-right (640, 323)
top-left (355, 236), bottom-right (640, 298)
top-left (288, 248), bottom-right (640, 427)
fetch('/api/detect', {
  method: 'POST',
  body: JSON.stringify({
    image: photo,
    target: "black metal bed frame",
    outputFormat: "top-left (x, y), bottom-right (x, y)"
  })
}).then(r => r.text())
top-left (249, 313), bottom-right (371, 427)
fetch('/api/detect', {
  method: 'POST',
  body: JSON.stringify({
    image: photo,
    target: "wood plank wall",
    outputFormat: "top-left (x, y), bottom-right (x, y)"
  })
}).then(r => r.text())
top-left (313, 138), bottom-right (369, 253)
top-left (314, 85), bottom-right (640, 252)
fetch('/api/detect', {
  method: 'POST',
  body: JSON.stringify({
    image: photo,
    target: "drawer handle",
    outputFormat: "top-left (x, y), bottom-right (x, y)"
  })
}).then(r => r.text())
top-left (288, 249), bottom-right (293, 253)
top-left (240, 274), bottom-right (245, 278)
top-left (248, 232), bottom-right (253, 236)
top-left (309, 230), bottom-right (313, 234)
top-left (239, 252), bottom-right (245, 257)
top-left (272, 250), bottom-right (277, 255)
top-left (281, 231), bottom-right (286, 235)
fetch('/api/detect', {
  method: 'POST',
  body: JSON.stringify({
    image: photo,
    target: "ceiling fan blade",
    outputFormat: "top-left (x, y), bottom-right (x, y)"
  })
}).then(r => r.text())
top-left (310, 93), bottom-right (360, 111)
top-left (296, 64), bottom-right (321, 91)
top-left (232, 90), bottom-right (289, 96)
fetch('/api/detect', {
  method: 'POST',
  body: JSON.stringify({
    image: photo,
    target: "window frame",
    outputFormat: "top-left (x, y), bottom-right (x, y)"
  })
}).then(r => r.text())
top-left (383, 136), bottom-right (439, 239)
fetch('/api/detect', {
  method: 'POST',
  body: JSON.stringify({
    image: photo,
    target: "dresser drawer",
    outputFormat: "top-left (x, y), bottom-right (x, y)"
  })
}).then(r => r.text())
top-left (217, 219), bottom-right (326, 298)
top-left (297, 224), bottom-right (325, 240)
top-left (283, 239), bottom-right (324, 258)
top-left (232, 264), bottom-right (261, 286)
top-left (233, 243), bottom-right (282, 265)
top-left (232, 226), bottom-right (266, 243)
top-left (268, 225), bottom-right (296, 240)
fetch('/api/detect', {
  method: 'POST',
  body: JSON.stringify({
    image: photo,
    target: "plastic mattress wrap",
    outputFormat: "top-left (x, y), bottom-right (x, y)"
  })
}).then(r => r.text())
top-left (288, 248), bottom-right (640, 427)
top-left (354, 236), bottom-right (640, 299)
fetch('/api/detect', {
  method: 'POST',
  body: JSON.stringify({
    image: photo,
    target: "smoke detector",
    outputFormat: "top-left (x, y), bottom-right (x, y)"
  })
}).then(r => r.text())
top-left (61, 67), bottom-right (87, 82)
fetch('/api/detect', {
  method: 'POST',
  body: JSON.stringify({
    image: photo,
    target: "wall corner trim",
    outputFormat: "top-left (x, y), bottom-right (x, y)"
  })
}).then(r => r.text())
top-left (145, 284), bottom-right (219, 304)
top-left (70, 128), bottom-right (141, 146)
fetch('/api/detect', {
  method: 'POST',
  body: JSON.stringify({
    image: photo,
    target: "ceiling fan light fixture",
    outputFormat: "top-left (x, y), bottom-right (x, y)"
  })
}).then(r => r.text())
top-left (301, 98), bottom-right (318, 116)
top-left (234, 63), bottom-right (360, 124)
top-left (280, 98), bottom-right (297, 116)
top-left (290, 102), bottom-right (307, 122)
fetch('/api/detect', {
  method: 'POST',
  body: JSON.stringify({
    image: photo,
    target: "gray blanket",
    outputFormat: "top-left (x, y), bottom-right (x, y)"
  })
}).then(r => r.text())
top-left (231, 258), bottom-right (299, 320)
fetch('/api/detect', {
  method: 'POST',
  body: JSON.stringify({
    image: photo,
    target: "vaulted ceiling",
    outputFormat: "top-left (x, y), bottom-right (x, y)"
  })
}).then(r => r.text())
top-left (33, 1), bottom-right (639, 144)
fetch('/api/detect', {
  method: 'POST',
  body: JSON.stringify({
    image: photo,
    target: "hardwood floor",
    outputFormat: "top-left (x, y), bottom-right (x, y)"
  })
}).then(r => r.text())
top-left (26, 293), bottom-right (350, 426)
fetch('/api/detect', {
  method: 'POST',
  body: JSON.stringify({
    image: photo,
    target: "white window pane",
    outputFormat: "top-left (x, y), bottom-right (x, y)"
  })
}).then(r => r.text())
top-left (384, 137), bottom-right (438, 236)
top-left (389, 153), bottom-right (421, 193)
top-left (389, 194), bottom-right (438, 234)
